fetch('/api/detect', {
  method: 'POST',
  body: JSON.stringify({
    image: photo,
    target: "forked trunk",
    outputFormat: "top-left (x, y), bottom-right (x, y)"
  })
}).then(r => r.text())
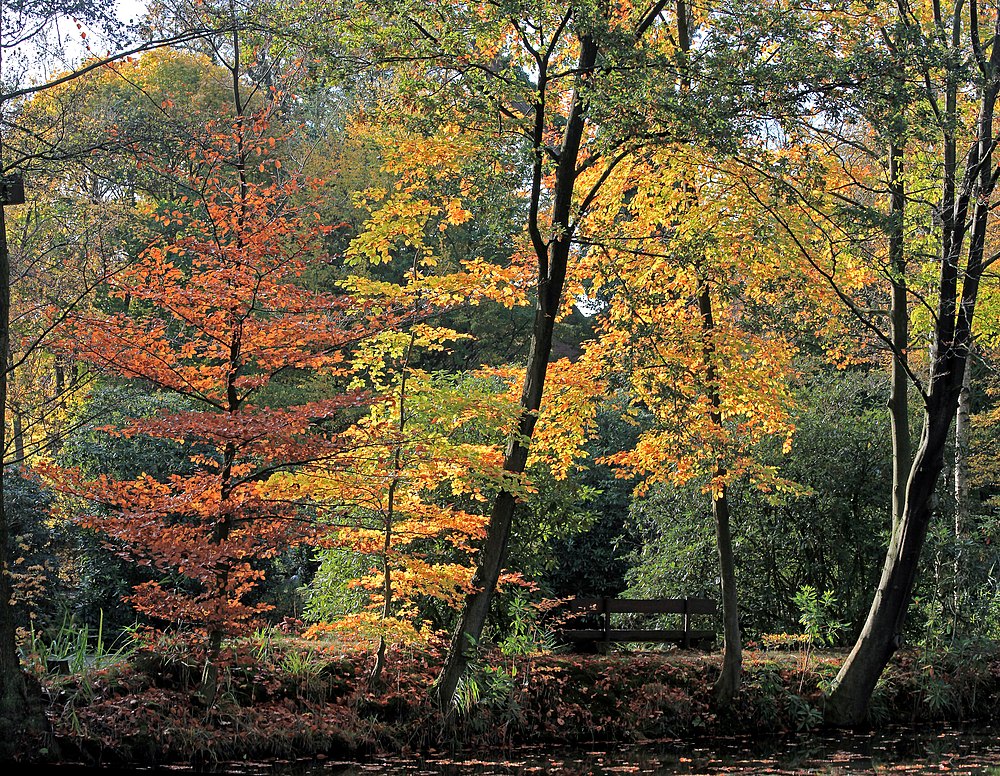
top-left (825, 6), bottom-right (1000, 724)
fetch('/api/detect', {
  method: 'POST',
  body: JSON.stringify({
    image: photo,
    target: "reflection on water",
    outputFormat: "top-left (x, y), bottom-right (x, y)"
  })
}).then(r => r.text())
top-left (308, 727), bottom-right (1000, 775)
top-left (57, 727), bottom-right (1000, 774)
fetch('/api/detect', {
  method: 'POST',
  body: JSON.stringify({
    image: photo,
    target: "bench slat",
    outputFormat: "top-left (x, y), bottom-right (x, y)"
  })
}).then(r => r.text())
top-left (569, 597), bottom-right (717, 615)
top-left (561, 629), bottom-right (716, 643)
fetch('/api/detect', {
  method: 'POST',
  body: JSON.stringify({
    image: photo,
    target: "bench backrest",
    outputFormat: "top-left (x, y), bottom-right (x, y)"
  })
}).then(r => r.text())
top-left (568, 597), bottom-right (717, 616)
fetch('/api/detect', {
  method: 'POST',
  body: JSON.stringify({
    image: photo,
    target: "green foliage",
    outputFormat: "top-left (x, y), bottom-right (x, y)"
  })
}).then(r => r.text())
top-left (497, 594), bottom-right (559, 659)
top-left (623, 368), bottom-right (890, 638)
top-left (302, 547), bottom-right (368, 623)
top-left (792, 585), bottom-right (846, 690)
top-left (540, 398), bottom-right (643, 598)
top-left (793, 586), bottom-right (846, 650)
top-left (453, 664), bottom-right (521, 723)
top-left (50, 383), bottom-right (204, 631)
top-left (23, 610), bottom-right (136, 675)
top-left (784, 692), bottom-right (823, 731)
top-left (510, 468), bottom-right (600, 582)
top-left (5, 471), bottom-right (59, 627)
top-left (58, 382), bottom-right (199, 481)
top-left (912, 484), bottom-right (1000, 647)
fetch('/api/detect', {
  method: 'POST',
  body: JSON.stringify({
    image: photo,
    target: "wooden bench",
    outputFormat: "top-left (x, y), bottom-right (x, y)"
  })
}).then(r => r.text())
top-left (560, 596), bottom-right (717, 649)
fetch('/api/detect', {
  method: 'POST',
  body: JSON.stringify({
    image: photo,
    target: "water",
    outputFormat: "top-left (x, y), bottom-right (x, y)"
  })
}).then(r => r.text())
top-left (47, 727), bottom-right (1000, 774)
top-left (161, 727), bottom-right (1000, 774)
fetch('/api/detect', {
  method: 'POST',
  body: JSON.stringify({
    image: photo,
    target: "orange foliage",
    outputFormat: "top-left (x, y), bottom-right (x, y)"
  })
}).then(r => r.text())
top-left (39, 111), bottom-right (405, 638)
top-left (577, 147), bottom-right (814, 497)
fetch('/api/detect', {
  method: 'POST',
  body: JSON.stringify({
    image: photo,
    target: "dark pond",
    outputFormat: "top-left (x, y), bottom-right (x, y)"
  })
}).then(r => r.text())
top-left (118, 726), bottom-right (1000, 774)
top-left (312, 728), bottom-right (1000, 776)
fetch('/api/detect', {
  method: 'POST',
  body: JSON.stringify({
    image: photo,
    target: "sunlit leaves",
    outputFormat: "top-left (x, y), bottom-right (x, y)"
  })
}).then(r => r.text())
top-left (579, 146), bottom-right (808, 499)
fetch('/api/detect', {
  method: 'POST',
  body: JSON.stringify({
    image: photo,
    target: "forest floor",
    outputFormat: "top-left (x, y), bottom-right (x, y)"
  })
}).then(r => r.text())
top-left (23, 638), bottom-right (1000, 767)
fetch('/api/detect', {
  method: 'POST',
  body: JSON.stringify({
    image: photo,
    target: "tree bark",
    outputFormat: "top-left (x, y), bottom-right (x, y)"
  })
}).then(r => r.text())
top-left (371, 329), bottom-right (414, 684)
top-left (951, 354), bottom-right (971, 631)
top-left (696, 273), bottom-right (741, 704)
top-left (712, 483), bottom-right (741, 704)
top-left (954, 362), bottom-right (971, 533)
top-left (434, 33), bottom-right (599, 709)
top-left (888, 143), bottom-right (910, 533)
top-left (823, 406), bottom-right (957, 725)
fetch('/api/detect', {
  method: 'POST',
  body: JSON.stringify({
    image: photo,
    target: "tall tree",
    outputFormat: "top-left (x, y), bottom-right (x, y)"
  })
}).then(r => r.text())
top-left (727, 0), bottom-right (1000, 724)
top-left (824, 2), bottom-right (1000, 724)
top-left (418, 1), bottom-right (676, 707)
top-left (581, 142), bottom-right (807, 704)
top-left (40, 106), bottom-right (383, 700)
top-left (318, 0), bottom-right (787, 705)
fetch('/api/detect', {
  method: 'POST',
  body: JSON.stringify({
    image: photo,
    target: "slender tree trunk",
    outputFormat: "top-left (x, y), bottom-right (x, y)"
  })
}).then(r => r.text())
top-left (952, 356), bottom-right (971, 632)
top-left (203, 15), bottom-right (249, 706)
top-left (11, 402), bottom-right (23, 467)
top-left (696, 273), bottom-right (741, 704)
top-left (53, 361), bottom-right (64, 399)
top-left (0, 157), bottom-right (46, 756)
top-left (434, 34), bottom-right (599, 709)
top-left (712, 483), bottom-right (741, 703)
top-left (888, 143), bottom-right (911, 533)
top-left (7, 350), bottom-right (22, 466)
top-left (371, 330), bottom-right (415, 684)
top-left (954, 363), bottom-right (971, 531)
top-left (672, 0), bottom-right (741, 702)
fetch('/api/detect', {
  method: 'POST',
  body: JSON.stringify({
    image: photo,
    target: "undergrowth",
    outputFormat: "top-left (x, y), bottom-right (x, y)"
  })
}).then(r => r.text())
top-left (27, 640), bottom-right (1000, 767)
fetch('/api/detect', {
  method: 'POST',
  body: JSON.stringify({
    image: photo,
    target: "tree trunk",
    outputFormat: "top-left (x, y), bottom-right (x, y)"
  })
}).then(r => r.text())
top-left (53, 360), bottom-right (64, 399)
top-left (203, 18), bottom-right (249, 706)
top-left (10, 404), bottom-right (23, 468)
top-left (951, 356), bottom-right (971, 632)
top-left (954, 362), bottom-right (971, 532)
top-left (888, 143), bottom-right (911, 533)
top-left (825, 15), bottom-right (1000, 721)
top-left (371, 330), bottom-right (414, 684)
top-left (696, 272), bottom-right (742, 704)
top-left (434, 34), bottom-right (599, 709)
top-left (823, 408), bottom-right (955, 725)
top-left (712, 483), bottom-right (741, 704)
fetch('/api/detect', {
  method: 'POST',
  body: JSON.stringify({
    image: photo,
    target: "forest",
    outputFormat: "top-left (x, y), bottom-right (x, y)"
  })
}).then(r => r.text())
top-left (1, 0), bottom-right (1000, 767)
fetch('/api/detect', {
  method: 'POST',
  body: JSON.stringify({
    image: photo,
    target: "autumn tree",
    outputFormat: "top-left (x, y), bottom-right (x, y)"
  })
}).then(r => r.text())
top-left (315, 0), bottom-right (695, 708)
top-left (712, 0), bottom-right (1000, 723)
top-left (2, 49), bottom-right (246, 471)
top-left (302, 328), bottom-right (506, 681)
top-left (39, 100), bottom-right (391, 699)
top-left (296, 114), bottom-right (593, 680)
top-left (578, 139), bottom-right (809, 702)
